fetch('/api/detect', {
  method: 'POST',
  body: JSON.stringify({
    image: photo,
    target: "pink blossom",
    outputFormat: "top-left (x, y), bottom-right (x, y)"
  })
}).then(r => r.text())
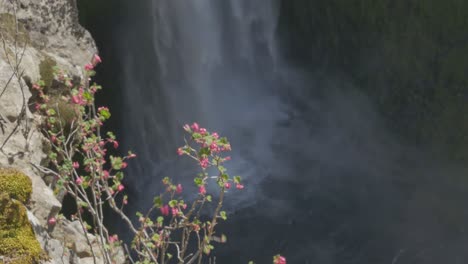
top-left (177, 147), bottom-right (184, 156)
top-left (50, 135), bottom-right (57, 143)
top-left (93, 54), bottom-right (102, 65)
top-left (183, 124), bottom-right (190, 131)
top-left (171, 207), bottom-right (179, 216)
top-left (182, 204), bottom-right (187, 210)
top-left (224, 182), bottom-right (231, 189)
top-left (199, 185), bottom-right (207, 195)
top-left (102, 170), bottom-right (109, 179)
top-left (75, 177), bottom-right (83, 185)
top-left (99, 141), bottom-right (105, 147)
top-left (212, 132), bottom-right (219, 139)
top-left (224, 156), bottom-right (231, 161)
top-left (209, 142), bottom-right (218, 152)
top-left (121, 162), bottom-right (127, 169)
top-left (123, 198), bottom-right (128, 205)
top-left (176, 184), bottom-right (183, 194)
top-left (117, 184), bottom-right (125, 192)
top-left (48, 217), bottom-right (57, 225)
top-left (113, 140), bottom-right (119, 149)
top-left (274, 255), bottom-right (286, 264)
top-left (109, 234), bottom-right (118, 244)
top-left (128, 153), bottom-right (137, 159)
top-left (160, 205), bottom-right (169, 216)
top-left (72, 162), bottom-right (79, 169)
top-left (199, 157), bottom-right (209, 169)
top-left (199, 128), bottom-right (207, 135)
top-left (191, 122), bottom-right (200, 132)
top-left (236, 184), bottom-right (244, 190)
top-left (84, 63), bottom-right (94, 71)
top-left (71, 94), bottom-right (84, 105)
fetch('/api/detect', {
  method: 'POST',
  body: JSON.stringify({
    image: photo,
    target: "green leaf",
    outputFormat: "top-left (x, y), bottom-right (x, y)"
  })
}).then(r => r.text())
top-left (234, 176), bottom-right (241, 184)
top-left (157, 216), bottom-right (164, 224)
top-left (115, 171), bottom-right (124, 181)
top-left (110, 156), bottom-right (123, 170)
top-left (153, 196), bottom-right (162, 208)
top-left (99, 108), bottom-right (111, 120)
top-left (194, 177), bottom-right (203, 186)
top-left (220, 211), bottom-right (227, 221)
top-left (206, 195), bottom-right (212, 202)
top-left (168, 200), bottom-right (178, 208)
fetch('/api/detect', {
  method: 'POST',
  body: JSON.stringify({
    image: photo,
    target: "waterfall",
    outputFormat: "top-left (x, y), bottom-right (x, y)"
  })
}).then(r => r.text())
top-left (120, 0), bottom-right (285, 210)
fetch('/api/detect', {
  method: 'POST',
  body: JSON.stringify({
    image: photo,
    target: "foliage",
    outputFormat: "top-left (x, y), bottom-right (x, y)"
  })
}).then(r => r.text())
top-left (279, 0), bottom-right (468, 159)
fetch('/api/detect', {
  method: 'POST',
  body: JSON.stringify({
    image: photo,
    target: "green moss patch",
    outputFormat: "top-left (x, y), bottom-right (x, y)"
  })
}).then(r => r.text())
top-left (39, 57), bottom-right (57, 89)
top-left (0, 169), bottom-right (43, 263)
top-left (0, 168), bottom-right (32, 203)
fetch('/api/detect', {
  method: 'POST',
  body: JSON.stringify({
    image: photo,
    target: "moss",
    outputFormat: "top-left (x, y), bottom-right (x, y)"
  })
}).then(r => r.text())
top-left (0, 13), bottom-right (29, 45)
top-left (46, 96), bottom-right (80, 135)
top-left (39, 57), bottom-right (57, 89)
top-left (0, 168), bottom-right (32, 203)
top-left (0, 169), bottom-right (43, 263)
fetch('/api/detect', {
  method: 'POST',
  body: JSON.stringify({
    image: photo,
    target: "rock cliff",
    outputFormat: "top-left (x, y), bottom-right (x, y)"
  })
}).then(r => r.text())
top-left (0, 0), bottom-right (113, 263)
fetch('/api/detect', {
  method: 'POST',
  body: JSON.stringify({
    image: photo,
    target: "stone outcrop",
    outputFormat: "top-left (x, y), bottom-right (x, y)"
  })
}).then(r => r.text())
top-left (0, 0), bottom-right (119, 263)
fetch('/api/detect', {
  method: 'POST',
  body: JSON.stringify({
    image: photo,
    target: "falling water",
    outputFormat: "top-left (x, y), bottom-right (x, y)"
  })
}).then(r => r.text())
top-left (121, 0), bottom-right (285, 208)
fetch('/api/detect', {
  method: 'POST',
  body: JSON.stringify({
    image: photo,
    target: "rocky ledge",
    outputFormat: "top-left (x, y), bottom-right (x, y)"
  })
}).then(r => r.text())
top-left (0, 0), bottom-right (117, 263)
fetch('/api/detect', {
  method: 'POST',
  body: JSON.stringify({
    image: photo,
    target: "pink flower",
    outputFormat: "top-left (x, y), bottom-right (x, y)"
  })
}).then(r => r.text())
top-left (117, 184), bottom-right (125, 192)
top-left (236, 184), bottom-right (244, 190)
top-left (210, 142), bottom-right (218, 152)
top-left (128, 153), bottom-right (137, 159)
top-left (75, 177), bottom-right (83, 185)
top-left (121, 162), bottom-right (128, 169)
top-left (50, 135), bottom-right (57, 143)
top-left (191, 122), bottom-right (200, 132)
top-left (48, 217), bottom-right (57, 225)
top-left (93, 54), bottom-right (102, 65)
top-left (84, 63), bottom-right (94, 71)
top-left (109, 234), bottom-right (118, 244)
top-left (102, 170), bottom-right (109, 179)
top-left (224, 182), bottom-right (231, 189)
top-left (123, 197), bottom-right (128, 205)
top-left (199, 128), bottom-right (207, 135)
top-left (224, 156), bottom-right (231, 161)
top-left (177, 147), bottom-right (184, 156)
top-left (72, 162), bottom-right (79, 169)
top-left (199, 157), bottom-right (209, 169)
top-left (160, 205), bottom-right (169, 216)
top-left (71, 95), bottom-right (84, 105)
top-left (183, 124), bottom-right (190, 131)
top-left (99, 141), bottom-right (105, 147)
top-left (212, 132), bottom-right (219, 139)
top-left (171, 207), bottom-right (179, 216)
top-left (113, 140), bottom-right (119, 149)
top-left (273, 255), bottom-right (286, 264)
top-left (199, 185), bottom-right (206, 195)
top-left (182, 204), bottom-right (187, 210)
top-left (176, 184), bottom-right (183, 194)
